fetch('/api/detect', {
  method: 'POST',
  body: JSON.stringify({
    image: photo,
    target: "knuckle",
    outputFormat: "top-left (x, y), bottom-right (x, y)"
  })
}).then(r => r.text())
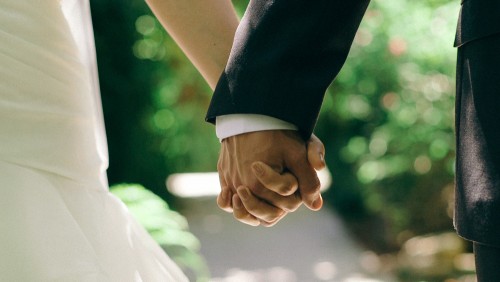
top-left (280, 195), bottom-right (301, 212)
top-left (288, 151), bottom-right (303, 163)
top-left (278, 185), bottom-right (294, 196)
top-left (262, 210), bottom-right (284, 223)
top-left (216, 200), bottom-right (232, 213)
top-left (316, 161), bottom-right (326, 170)
top-left (233, 211), bottom-right (247, 221)
top-left (248, 185), bottom-right (265, 197)
top-left (255, 164), bottom-right (267, 178)
top-left (284, 200), bottom-right (301, 212)
top-left (262, 213), bottom-right (286, 227)
top-left (243, 202), bottom-right (257, 213)
top-left (216, 196), bottom-right (224, 208)
top-left (304, 177), bottom-right (321, 193)
top-left (234, 214), bottom-right (245, 222)
top-left (312, 178), bottom-right (321, 191)
top-left (278, 180), bottom-right (298, 196)
top-left (239, 197), bottom-right (259, 213)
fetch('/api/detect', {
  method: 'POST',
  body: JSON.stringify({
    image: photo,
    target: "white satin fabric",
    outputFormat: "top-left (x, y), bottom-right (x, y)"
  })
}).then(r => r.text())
top-left (0, 1), bottom-right (187, 281)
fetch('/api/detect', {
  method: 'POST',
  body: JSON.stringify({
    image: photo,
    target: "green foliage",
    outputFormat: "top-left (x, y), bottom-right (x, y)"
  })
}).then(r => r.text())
top-left (91, 0), bottom-right (175, 199)
top-left (93, 0), bottom-right (461, 253)
top-left (316, 0), bottom-right (460, 247)
top-left (91, 0), bottom-right (220, 202)
top-left (131, 13), bottom-right (219, 175)
top-left (110, 184), bottom-right (210, 281)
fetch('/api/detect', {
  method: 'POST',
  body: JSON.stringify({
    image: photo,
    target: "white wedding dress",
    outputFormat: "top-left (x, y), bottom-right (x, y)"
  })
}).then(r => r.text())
top-left (0, 1), bottom-right (188, 281)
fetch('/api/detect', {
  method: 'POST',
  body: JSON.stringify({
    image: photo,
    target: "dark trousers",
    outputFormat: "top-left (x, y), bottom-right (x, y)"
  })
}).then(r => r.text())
top-left (474, 242), bottom-right (500, 281)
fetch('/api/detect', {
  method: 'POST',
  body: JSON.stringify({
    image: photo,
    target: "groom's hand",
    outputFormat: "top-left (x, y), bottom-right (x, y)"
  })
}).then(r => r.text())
top-left (216, 130), bottom-right (324, 226)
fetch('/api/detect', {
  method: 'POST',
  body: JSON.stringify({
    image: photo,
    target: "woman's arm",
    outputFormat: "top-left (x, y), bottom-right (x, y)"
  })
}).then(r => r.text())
top-left (145, 0), bottom-right (238, 89)
top-left (145, 0), bottom-right (327, 226)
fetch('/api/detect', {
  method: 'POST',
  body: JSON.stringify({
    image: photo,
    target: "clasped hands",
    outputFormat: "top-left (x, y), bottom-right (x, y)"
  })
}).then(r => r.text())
top-left (216, 130), bottom-right (325, 226)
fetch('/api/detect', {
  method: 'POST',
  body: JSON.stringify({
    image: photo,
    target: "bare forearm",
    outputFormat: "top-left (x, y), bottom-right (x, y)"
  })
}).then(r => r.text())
top-left (146, 0), bottom-right (238, 89)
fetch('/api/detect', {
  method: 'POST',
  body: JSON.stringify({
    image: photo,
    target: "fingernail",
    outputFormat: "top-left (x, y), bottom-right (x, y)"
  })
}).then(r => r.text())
top-left (238, 187), bottom-right (250, 201)
top-left (312, 196), bottom-right (323, 210)
top-left (252, 163), bottom-right (264, 177)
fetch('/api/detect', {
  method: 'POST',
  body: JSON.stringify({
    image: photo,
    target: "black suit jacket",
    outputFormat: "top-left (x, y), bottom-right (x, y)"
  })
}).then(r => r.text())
top-left (454, 0), bottom-right (500, 247)
top-left (454, 0), bottom-right (500, 47)
top-left (206, 0), bottom-right (370, 139)
top-left (207, 0), bottom-right (500, 246)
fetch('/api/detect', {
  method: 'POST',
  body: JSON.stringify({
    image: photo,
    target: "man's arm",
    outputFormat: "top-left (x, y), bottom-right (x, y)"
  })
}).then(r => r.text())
top-left (207, 0), bottom-right (371, 138)
top-left (207, 0), bottom-right (370, 210)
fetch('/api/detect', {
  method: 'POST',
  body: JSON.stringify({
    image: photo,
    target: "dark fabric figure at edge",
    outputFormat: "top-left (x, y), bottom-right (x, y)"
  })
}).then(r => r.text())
top-left (206, 0), bottom-right (500, 279)
top-left (455, 0), bottom-right (500, 279)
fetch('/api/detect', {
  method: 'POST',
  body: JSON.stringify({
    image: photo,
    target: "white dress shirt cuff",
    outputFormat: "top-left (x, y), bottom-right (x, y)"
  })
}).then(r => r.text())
top-left (216, 114), bottom-right (298, 141)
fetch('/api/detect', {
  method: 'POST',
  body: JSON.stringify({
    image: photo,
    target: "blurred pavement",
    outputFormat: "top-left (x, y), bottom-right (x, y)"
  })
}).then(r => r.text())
top-left (180, 198), bottom-right (395, 282)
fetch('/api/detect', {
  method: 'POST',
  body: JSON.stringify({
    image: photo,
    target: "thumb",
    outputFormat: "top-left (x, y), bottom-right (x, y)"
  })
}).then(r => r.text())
top-left (286, 154), bottom-right (322, 211)
top-left (307, 134), bottom-right (326, 171)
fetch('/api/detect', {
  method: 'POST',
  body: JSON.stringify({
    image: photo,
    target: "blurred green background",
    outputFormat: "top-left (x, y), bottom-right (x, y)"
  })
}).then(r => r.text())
top-left (90, 0), bottom-right (468, 280)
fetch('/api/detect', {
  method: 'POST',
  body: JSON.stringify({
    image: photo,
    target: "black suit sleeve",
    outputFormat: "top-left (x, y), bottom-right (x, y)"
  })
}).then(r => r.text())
top-left (206, 0), bottom-right (371, 139)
